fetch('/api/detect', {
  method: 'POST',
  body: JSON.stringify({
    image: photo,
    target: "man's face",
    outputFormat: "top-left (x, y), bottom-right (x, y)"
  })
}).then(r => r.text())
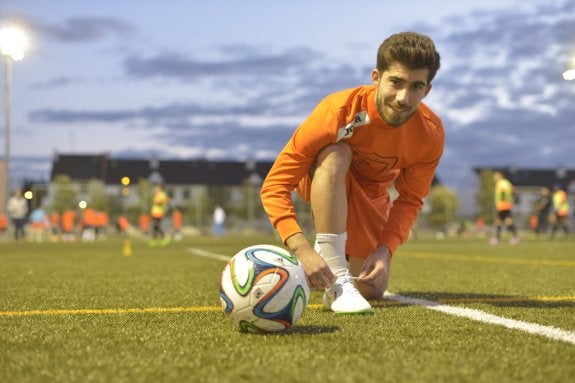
top-left (372, 62), bottom-right (431, 127)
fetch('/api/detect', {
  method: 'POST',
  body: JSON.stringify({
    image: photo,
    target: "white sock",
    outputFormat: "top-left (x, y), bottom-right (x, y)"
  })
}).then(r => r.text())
top-left (314, 232), bottom-right (348, 278)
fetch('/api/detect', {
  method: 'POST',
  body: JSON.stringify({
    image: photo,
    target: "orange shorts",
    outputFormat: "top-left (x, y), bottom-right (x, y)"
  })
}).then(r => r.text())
top-left (296, 172), bottom-right (391, 260)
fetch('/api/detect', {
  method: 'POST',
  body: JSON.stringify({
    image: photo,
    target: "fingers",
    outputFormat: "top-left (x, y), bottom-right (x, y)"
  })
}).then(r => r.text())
top-left (358, 262), bottom-right (382, 282)
top-left (308, 269), bottom-right (336, 289)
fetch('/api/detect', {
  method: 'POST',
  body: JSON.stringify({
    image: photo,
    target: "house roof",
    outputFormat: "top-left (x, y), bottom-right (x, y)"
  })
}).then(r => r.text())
top-left (473, 166), bottom-right (575, 189)
top-left (51, 153), bottom-right (274, 186)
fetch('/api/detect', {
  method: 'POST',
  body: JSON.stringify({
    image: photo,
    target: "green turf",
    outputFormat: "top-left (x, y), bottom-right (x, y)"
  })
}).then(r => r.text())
top-left (0, 234), bottom-right (574, 382)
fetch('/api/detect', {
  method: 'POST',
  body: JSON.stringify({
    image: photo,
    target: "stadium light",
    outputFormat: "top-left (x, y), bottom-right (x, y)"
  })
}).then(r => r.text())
top-left (563, 69), bottom-right (575, 81)
top-left (0, 25), bottom-right (27, 211)
top-left (564, 56), bottom-right (575, 81)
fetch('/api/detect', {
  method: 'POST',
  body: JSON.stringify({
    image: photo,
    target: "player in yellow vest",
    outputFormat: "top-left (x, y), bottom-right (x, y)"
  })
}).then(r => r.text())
top-left (551, 186), bottom-right (570, 238)
top-left (149, 184), bottom-right (171, 247)
top-left (490, 172), bottom-right (520, 245)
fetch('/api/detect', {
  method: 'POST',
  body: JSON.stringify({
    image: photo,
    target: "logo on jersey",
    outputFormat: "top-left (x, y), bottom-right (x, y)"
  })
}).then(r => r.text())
top-left (336, 111), bottom-right (370, 142)
top-left (352, 152), bottom-right (398, 173)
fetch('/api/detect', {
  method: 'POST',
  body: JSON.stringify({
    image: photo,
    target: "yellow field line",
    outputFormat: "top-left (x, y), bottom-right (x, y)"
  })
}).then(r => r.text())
top-left (405, 252), bottom-right (575, 267)
top-left (0, 306), bottom-right (217, 317)
top-left (1, 296), bottom-right (573, 317)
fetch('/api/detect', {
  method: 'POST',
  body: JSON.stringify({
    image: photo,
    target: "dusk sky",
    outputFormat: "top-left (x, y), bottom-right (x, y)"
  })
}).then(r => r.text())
top-left (1, 0), bottom-right (574, 198)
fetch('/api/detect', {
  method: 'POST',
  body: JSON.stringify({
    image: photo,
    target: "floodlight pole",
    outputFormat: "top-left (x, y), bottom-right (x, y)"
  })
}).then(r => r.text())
top-left (3, 56), bottom-right (11, 210)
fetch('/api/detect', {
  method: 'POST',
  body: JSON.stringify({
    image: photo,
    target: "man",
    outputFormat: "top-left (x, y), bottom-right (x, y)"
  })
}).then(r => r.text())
top-left (534, 186), bottom-right (552, 236)
top-left (149, 183), bottom-right (170, 247)
top-left (260, 32), bottom-right (443, 314)
top-left (490, 171), bottom-right (520, 245)
top-left (551, 185), bottom-right (570, 238)
top-left (213, 205), bottom-right (226, 238)
top-left (7, 188), bottom-right (29, 241)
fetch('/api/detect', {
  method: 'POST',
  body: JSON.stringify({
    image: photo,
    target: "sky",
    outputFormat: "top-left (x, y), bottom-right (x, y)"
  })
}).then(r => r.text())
top-left (1, 0), bottom-right (574, 201)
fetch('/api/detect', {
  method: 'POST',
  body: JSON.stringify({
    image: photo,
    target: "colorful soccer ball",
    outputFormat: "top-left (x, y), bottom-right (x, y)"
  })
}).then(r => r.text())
top-left (219, 244), bottom-right (309, 333)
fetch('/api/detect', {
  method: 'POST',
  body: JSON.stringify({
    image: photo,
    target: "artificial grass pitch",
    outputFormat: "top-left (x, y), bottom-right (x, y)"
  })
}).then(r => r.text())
top-left (0, 235), bottom-right (574, 382)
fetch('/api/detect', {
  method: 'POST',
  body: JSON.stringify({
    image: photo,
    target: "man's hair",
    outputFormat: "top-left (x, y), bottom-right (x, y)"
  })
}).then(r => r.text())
top-left (376, 32), bottom-right (441, 83)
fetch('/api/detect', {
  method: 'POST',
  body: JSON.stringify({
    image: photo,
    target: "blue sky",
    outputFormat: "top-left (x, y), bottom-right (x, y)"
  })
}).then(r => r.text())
top-left (1, 0), bottom-right (574, 197)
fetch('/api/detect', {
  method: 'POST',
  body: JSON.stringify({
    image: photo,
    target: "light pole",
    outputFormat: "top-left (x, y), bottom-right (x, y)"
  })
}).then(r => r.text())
top-left (0, 26), bottom-right (27, 212)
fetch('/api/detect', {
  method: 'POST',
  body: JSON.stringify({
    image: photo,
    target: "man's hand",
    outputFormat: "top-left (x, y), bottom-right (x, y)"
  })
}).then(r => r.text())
top-left (286, 233), bottom-right (336, 289)
top-left (357, 245), bottom-right (391, 289)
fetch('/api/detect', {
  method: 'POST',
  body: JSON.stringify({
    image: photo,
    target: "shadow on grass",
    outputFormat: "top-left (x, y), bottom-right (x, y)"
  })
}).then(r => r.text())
top-left (288, 325), bottom-right (340, 335)
top-left (382, 291), bottom-right (575, 308)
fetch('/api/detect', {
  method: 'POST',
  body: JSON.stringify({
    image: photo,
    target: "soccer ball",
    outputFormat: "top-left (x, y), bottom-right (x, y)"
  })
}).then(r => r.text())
top-left (219, 244), bottom-right (309, 333)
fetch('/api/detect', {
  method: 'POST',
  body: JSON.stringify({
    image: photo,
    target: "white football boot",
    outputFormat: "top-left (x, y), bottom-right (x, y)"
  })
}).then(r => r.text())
top-left (322, 273), bottom-right (372, 314)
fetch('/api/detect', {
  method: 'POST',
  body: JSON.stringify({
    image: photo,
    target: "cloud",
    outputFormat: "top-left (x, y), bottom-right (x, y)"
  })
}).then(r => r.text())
top-left (427, 0), bottom-right (575, 187)
top-left (124, 46), bottom-right (320, 80)
top-left (35, 16), bottom-right (134, 42)
top-left (31, 75), bottom-right (85, 89)
top-left (17, 0), bottom-right (575, 193)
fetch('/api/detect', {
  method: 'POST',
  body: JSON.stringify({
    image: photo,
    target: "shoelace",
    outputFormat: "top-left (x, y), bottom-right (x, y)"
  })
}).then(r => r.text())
top-left (335, 275), bottom-right (363, 297)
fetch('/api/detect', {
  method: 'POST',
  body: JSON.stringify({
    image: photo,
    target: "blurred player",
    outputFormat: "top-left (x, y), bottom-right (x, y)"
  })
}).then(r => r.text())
top-left (61, 208), bottom-right (77, 242)
top-left (490, 171), bottom-right (520, 245)
top-left (149, 183), bottom-right (171, 247)
top-left (172, 208), bottom-right (183, 241)
top-left (7, 189), bottom-right (28, 241)
top-left (261, 32), bottom-right (443, 314)
top-left (551, 185), bottom-right (570, 238)
top-left (534, 186), bottom-right (552, 236)
top-left (29, 206), bottom-right (49, 242)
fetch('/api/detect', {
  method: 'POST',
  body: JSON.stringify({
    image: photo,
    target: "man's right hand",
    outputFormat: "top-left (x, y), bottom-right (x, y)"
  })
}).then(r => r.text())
top-left (286, 233), bottom-right (336, 289)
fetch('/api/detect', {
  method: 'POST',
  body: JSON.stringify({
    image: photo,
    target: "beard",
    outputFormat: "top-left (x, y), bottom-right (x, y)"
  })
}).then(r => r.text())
top-left (375, 92), bottom-right (418, 127)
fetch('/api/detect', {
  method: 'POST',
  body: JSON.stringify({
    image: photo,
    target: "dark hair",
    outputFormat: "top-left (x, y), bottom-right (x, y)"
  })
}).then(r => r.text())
top-left (376, 32), bottom-right (441, 83)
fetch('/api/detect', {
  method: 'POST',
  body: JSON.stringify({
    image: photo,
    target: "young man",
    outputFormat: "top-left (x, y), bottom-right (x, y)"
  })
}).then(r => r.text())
top-left (551, 185), bottom-right (570, 238)
top-left (490, 171), bottom-right (520, 245)
top-left (535, 186), bottom-right (552, 236)
top-left (7, 188), bottom-right (29, 241)
top-left (149, 184), bottom-right (171, 247)
top-left (260, 32), bottom-right (444, 314)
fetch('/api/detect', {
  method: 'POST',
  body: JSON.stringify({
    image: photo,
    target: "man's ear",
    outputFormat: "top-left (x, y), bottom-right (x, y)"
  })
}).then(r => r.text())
top-left (371, 69), bottom-right (380, 85)
top-left (424, 83), bottom-right (433, 97)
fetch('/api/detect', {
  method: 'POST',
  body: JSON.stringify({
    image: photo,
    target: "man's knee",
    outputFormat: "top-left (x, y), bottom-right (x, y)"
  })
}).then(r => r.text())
top-left (314, 143), bottom-right (352, 176)
top-left (349, 254), bottom-right (390, 300)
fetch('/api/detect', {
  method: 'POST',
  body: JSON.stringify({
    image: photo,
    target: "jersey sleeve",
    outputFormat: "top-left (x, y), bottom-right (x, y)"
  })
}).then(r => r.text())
top-left (379, 123), bottom-right (445, 254)
top-left (260, 98), bottom-right (339, 242)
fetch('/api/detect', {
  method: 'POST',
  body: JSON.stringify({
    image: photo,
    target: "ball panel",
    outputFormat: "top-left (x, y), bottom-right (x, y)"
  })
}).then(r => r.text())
top-left (230, 256), bottom-right (255, 296)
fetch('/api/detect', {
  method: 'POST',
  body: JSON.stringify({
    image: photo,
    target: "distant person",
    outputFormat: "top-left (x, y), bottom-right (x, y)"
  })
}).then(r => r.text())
top-left (116, 215), bottom-right (130, 236)
top-left (172, 208), bottom-right (183, 241)
top-left (149, 184), bottom-right (171, 247)
top-left (475, 216), bottom-right (486, 238)
top-left (490, 172), bottom-right (520, 245)
top-left (29, 207), bottom-right (49, 242)
top-left (81, 207), bottom-right (97, 242)
top-left (551, 186), bottom-right (570, 238)
top-left (49, 210), bottom-right (61, 242)
top-left (534, 186), bottom-right (552, 236)
top-left (139, 213), bottom-right (151, 239)
top-left (7, 189), bottom-right (28, 241)
top-left (0, 214), bottom-right (8, 235)
top-left (94, 211), bottom-right (109, 240)
top-left (213, 205), bottom-right (226, 238)
top-left (61, 208), bottom-right (77, 242)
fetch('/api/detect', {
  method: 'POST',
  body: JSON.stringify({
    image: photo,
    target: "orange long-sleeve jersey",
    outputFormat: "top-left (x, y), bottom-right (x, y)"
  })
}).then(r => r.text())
top-left (260, 85), bottom-right (444, 255)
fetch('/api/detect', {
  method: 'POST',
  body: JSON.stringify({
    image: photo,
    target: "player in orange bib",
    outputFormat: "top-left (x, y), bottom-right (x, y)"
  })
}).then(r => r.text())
top-left (261, 32), bottom-right (444, 314)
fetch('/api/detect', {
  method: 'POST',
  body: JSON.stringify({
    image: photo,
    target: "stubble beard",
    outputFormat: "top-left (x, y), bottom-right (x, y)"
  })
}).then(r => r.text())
top-left (375, 91), bottom-right (417, 127)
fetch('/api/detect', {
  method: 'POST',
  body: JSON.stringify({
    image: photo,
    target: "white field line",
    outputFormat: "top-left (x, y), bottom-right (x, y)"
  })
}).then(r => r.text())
top-left (384, 293), bottom-right (575, 346)
top-left (187, 247), bottom-right (232, 262)
top-left (188, 247), bottom-right (575, 345)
